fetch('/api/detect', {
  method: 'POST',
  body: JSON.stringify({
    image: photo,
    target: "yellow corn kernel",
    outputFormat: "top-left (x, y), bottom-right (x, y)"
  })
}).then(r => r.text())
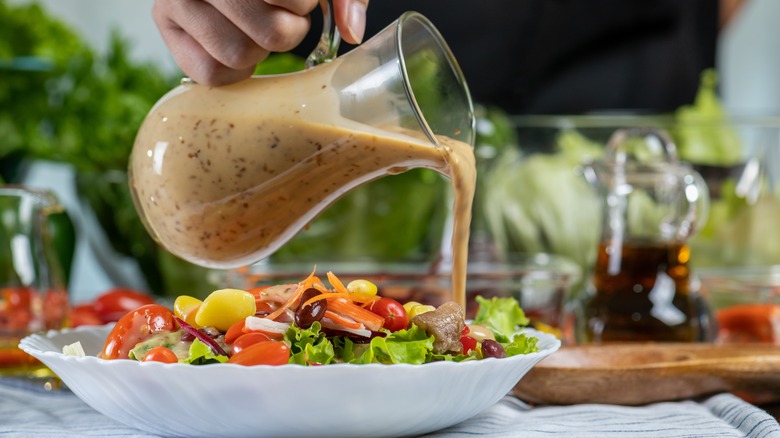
top-left (346, 279), bottom-right (378, 297)
top-left (195, 289), bottom-right (256, 332)
top-left (403, 301), bottom-right (422, 314)
top-left (173, 295), bottom-right (202, 327)
top-left (408, 304), bottom-right (436, 319)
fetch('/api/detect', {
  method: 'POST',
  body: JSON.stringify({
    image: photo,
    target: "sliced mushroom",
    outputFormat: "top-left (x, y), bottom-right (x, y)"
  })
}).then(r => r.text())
top-left (411, 301), bottom-right (465, 354)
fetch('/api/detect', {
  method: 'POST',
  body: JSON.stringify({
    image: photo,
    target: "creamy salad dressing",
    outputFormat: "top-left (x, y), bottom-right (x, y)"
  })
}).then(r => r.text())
top-left (130, 60), bottom-right (476, 308)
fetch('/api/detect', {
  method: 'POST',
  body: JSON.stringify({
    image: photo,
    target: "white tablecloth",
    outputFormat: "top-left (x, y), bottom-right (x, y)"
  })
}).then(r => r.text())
top-left (1, 378), bottom-right (779, 438)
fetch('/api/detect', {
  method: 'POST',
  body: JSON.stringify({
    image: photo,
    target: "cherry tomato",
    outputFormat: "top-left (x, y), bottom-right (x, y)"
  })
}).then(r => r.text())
top-left (368, 297), bottom-right (409, 332)
top-left (460, 336), bottom-right (477, 354)
top-left (69, 303), bottom-right (102, 327)
top-left (142, 346), bottom-right (179, 363)
top-left (716, 304), bottom-right (780, 344)
top-left (231, 332), bottom-right (272, 355)
top-left (224, 319), bottom-right (247, 344)
top-left (0, 287), bottom-right (34, 330)
top-left (2, 287), bottom-right (32, 309)
top-left (93, 288), bottom-right (155, 324)
top-left (101, 304), bottom-right (177, 360)
top-left (227, 341), bottom-right (290, 366)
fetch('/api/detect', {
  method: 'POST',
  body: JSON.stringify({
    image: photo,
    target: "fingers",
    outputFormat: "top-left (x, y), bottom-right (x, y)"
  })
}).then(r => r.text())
top-left (152, 0), bottom-right (318, 86)
top-left (206, 0), bottom-right (316, 52)
top-left (265, 0), bottom-right (317, 16)
top-left (158, 21), bottom-right (258, 86)
top-left (332, 0), bottom-right (368, 45)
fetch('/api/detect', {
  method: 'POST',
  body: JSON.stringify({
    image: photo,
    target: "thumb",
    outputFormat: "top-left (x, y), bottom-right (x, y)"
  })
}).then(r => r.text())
top-left (332, 0), bottom-right (368, 45)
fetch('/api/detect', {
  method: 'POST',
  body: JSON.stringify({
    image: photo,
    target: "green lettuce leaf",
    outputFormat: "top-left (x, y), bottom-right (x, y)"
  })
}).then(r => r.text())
top-left (285, 322), bottom-right (335, 365)
top-left (473, 296), bottom-right (530, 342)
top-left (182, 339), bottom-right (228, 365)
top-left (674, 69), bottom-right (743, 166)
top-left (338, 326), bottom-right (434, 364)
top-left (481, 130), bottom-right (602, 269)
top-left (504, 333), bottom-right (539, 356)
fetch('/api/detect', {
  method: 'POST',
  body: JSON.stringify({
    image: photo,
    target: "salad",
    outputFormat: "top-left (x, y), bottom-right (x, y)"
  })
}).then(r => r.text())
top-left (74, 268), bottom-right (539, 366)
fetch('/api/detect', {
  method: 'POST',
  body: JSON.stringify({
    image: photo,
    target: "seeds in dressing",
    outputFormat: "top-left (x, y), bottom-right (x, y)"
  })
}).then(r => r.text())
top-left (129, 59), bottom-right (476, 309)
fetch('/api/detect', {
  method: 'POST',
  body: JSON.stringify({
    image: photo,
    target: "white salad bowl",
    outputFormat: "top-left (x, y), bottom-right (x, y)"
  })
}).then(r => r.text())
top-left (20, 324), bottom-right (559, 438)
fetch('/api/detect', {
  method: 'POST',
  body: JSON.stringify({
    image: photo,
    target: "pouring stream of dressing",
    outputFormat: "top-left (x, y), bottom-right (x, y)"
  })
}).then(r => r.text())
top-left (129, 57), bottom-right (476, 308)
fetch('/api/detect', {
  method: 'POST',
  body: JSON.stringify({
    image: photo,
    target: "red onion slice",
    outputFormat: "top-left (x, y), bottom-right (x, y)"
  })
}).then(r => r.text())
top-left (174, 317), bottom-right (228, 357)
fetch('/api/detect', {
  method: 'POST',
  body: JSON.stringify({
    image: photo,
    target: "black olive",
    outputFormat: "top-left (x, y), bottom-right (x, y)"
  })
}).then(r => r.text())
top-left (294, 288), bottom-right (327, 328)
top-left (481, 339), bottom-right (506, 359)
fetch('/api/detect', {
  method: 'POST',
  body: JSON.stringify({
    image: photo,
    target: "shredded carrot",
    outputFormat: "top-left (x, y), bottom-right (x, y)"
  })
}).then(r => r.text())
top-left (302, 292), bottom-right (347, 308)
top-left (265, 266), bottom-right (318, 321)
top-left (327, 271), bottom-right (349, 295)
top-left (262, 267), bottom-right (383, 330)
top-left (323, 310), bottom-right (363, 329)
top-left (351, 293), bottom-right (381, 305)
top-left (300, 291), bottom-right (379, 309)
top-left (303, 275), bottom-right (322, 290)
top-left (326, 298), bottom-right (385, 331)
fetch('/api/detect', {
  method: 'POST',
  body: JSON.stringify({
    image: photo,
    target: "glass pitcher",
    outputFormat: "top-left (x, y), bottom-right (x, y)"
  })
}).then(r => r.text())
top-left (129, 6), bottom-right (475, 270)
top-left (0, 186), bottom-right (69, 379)
top-left (572, 128), bottom-right (712, 343)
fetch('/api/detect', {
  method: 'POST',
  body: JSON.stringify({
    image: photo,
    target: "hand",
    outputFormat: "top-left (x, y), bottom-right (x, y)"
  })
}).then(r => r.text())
top-left (153, 0), bottom-right (369, 86)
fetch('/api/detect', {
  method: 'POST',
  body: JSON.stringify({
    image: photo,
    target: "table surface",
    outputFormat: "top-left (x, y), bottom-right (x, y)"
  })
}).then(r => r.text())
top-left (2, 378), bottom-right (780, 438)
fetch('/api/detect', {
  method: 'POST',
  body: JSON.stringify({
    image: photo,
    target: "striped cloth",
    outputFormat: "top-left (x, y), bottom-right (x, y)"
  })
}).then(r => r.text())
top-left (1, 378), bottom-right (778, 438)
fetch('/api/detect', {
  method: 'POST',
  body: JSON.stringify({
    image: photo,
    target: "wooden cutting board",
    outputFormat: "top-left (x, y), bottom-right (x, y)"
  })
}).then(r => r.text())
top-left (513, 343), bottom-right (780, 406)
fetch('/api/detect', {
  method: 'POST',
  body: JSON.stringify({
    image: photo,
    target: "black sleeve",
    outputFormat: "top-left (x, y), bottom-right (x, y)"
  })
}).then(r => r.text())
top-left (294, 0), bottom-right (718, 114)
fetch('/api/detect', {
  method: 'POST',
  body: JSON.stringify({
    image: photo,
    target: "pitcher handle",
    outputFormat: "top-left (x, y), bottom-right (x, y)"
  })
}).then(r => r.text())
top-left (306, 0), bottom-right (341, 67)
top-left (604, 127), bottom-right (679, 165)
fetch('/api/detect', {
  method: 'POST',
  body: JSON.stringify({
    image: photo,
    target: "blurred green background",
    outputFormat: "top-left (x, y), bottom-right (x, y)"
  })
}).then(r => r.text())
top-left (4, 1), bottom-right (780, 302)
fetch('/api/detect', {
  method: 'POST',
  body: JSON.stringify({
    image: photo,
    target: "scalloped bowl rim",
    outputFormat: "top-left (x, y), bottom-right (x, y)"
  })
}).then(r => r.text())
top-left (20, 324), bottom-right (560, 438)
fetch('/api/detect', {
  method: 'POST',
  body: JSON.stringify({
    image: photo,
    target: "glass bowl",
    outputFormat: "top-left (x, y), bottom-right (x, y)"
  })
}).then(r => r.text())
top-left (696, 265), bottom-right (780, 344)
top-left (697, 266), bottom-right (780, 308)
top-left (479, 113), bottom-right (780, 273)
top-left (217, 253), bottom-right (581, 331)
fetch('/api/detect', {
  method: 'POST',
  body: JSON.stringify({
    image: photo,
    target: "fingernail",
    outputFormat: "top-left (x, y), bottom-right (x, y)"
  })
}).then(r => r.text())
top-left (347, 1), bottom-right (366, 44)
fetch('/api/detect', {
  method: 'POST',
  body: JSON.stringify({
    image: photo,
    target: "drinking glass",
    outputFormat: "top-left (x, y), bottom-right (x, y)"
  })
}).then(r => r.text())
top-left (0, 186), bottom-right (69, 380)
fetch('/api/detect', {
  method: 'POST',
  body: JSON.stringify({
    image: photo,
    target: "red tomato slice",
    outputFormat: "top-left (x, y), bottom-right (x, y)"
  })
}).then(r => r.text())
top-left (716, 304), bottom-right (780, 344)
top-left (101, 304), bottom-right (176, 360)
top-left (368, 297), bottom-right (409, 332)
top-left (94, 288), bottom-right (156, 324)
top-left (227, 341), bottom-right (290, 366)
top-left (231, 332), bottom-right (272, 355)
top-left (460, 336), bottom-right (477, 354)
top-left (2, 287), bottom-right (32, 309)
top-left (142, 346), bottom-right (179, 363)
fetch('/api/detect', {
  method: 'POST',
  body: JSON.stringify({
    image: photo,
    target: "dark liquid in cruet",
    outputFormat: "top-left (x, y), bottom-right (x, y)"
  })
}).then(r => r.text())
top-left (580, 240), bottom-right (706, 343)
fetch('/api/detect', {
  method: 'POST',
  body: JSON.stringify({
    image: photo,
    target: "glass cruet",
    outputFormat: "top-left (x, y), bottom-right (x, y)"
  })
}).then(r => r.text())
top-left (128, 5), bottom-right (475, 270)
top-left (573, 127), bottom-right (712, 343)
